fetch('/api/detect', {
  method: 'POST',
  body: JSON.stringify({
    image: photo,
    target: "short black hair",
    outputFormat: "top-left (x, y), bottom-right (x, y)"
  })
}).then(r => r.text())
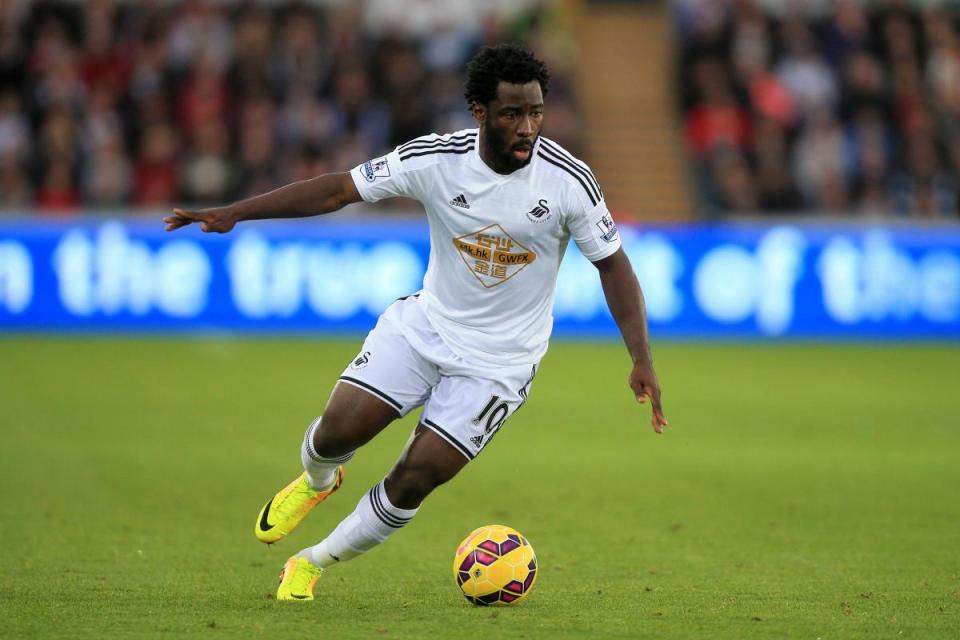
top-left (464, 44), bottom-right (550, 107)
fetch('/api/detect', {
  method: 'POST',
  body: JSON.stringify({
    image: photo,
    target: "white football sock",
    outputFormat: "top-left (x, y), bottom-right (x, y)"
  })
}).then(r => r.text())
top-left (301, 416), bottom-right (355, 490)
top-left (298, 480), bottom-right (419, 569)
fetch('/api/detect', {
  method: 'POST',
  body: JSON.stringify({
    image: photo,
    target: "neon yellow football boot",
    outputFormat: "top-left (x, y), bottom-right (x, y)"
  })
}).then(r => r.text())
top-left (255, 466), bottom-right (344, 544)
top-left (277, 556), bottom-right (323, 601)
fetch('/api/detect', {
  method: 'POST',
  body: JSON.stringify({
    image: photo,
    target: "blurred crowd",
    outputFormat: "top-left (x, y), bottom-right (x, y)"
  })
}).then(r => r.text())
top-left (676, 0), bottom-right (960, 218)
top-left (0, 0), bottom-right (579, 214)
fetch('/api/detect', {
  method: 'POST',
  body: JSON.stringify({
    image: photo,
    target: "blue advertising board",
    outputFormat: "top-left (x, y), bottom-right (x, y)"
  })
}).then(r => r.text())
top-left (0, 218), bottom-right (958, 339)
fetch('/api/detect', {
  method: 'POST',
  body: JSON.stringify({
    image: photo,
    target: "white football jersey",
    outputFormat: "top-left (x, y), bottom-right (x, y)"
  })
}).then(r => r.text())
top-left (350, 128), bottom-right (621, 366)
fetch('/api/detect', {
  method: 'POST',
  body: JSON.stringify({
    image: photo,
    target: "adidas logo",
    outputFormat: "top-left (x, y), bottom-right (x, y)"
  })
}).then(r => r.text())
top-left (450, 194), bottom-right (470, 209)
top-left (469, 435), bottom-right (484, 448)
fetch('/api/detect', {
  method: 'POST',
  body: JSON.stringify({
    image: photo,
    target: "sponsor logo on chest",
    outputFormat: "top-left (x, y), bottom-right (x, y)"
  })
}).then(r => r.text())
top-left (452, 224), bottom-right (537, 288)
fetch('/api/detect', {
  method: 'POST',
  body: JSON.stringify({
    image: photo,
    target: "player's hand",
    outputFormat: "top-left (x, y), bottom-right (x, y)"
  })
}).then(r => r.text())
top-left (163, 207), bottom-right (237, 233)
top-left (628, 359), bottom-right (667, 434)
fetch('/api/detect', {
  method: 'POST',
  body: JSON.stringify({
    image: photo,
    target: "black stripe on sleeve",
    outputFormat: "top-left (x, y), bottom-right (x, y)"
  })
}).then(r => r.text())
top-left (539, 138), bottom-right (603, 199)
top-left (398, 134), bottom-right (438, 152)
top-left (399, 140), bottom-right (473, 156)
top-left (538, 143), bottom-right (601, 204)
top-left (338, 376), bottom-right (403, 413)
top-left (399, 146), bottom-right (475, 162)
top-left (536, 151), bottom-right (598, 206)
top-left (421, 419), bottom-right (475, 460)
top-left (399, 132), bottom-right (474, 153)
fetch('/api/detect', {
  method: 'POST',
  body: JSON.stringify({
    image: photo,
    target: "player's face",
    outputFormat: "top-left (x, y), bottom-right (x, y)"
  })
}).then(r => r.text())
top-left (475, 81), bottom-right (544, 173)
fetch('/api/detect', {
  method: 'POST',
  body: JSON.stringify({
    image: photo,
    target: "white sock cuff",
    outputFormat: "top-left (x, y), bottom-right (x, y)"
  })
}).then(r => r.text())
top-left (364, 481), bottom-right (418, 530)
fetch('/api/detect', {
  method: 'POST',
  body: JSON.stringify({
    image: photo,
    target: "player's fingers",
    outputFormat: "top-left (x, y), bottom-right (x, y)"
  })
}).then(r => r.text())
top-left (652, 407), bottom-right (668, 430)
top-left (644, 384), bottom-right (667, 433)
top-left (650, 391), bottom-right (663, 415)
top-left (172, 207), bottom-right (200, 220)
top-left (164, 209), bottom-right (201, 232)
top-left (649, 386), bottom-right (664, 414)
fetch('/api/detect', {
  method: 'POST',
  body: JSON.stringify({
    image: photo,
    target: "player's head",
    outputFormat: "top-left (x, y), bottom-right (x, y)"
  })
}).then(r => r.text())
top-left (465, 44), bottom-right (550, 173)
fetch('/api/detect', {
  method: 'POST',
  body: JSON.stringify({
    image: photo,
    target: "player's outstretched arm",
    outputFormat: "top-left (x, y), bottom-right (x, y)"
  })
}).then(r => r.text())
top-left (164, 172), bottom-right (363, 233)
top-left (593, 248), bottom-right (668, 434)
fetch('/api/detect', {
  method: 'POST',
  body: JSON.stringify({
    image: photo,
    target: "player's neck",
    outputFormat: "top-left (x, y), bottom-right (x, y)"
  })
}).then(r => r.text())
top-left (478, 130), bottom-right (524, 175)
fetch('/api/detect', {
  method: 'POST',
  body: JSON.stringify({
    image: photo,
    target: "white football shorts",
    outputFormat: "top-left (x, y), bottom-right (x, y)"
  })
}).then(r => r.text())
top-left (338, 295), bottom-right (538, 460)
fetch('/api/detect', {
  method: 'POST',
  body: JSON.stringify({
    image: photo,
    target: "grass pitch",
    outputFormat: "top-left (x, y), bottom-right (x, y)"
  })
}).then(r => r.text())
top-left (1, 338), bottom-right (958, 639)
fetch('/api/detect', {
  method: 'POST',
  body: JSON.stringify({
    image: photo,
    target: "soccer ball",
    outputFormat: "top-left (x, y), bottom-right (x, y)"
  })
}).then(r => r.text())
top-left (452, 524), bottom-right (538, 606)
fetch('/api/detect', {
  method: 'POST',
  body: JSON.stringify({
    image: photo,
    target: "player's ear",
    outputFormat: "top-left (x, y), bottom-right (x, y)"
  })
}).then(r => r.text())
top-left (470, 102), bottom-right (486, 125)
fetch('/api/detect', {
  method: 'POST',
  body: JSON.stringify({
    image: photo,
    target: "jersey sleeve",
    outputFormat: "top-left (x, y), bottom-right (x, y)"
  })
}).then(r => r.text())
top-left (349, 148), bottom-right (418, 202)
top-left (565, 197), bottom-right (622, 262)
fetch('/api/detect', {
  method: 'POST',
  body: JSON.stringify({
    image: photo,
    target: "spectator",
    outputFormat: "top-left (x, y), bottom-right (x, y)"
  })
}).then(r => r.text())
top-left (0, 156), bottom-right (33, 208)
top-left (707, 146), bottom-right (757, 215)
top-left (890, 137), bottom-right (958, 218)
top-left (754, 116), bottom-right (802, 211)
top-left (838, 52), bottom-right (889, 121)
top-left (31, 25), bottom-right (87, 115)
top-left (229, 6), bottom-right (274, 102)
top-left (38, 106), bottom-right (79, 170)
top-left (0, 2), bottom-right (27, 91)
top-left (272, 6), bottom-right (328, 98)
top-left (331, 64), bottom-right (390, 156)
top-left (133, 122), bottom-right (179, 206)
top-left (82, 84), bottom-right (124, 154)
top-left (277, 85), bottom-right (339, 152)
top-left (176, 50), bottom-right (231, 138)
top-left (793, 108), bottom-right (847, 210)
top-left (0, 91), bottom-right (29, 165)
top-left (822, 1), bottom-right (872, 70)
top-left (165, 0), bottom-right (232, 74)
top-left (36, 158), bottom-right (81, 213)
top-left (83, 133), bottom-right (131, 207)
top-left (775, 15), bottom-right (837, 121)
top-left (79, 0), bottom-right (128, 96)
top-left (684, 58), bottom-right (752, 158)
top-left (179, 120), bottom-right (238, 204)
top-left (238, 95), bottom-right (278, 198)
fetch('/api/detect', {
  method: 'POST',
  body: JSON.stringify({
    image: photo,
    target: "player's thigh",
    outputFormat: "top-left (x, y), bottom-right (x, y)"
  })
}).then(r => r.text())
top-left (419, 364), bottom-right (538, 462)
top-left (316, 306), bottom-right (439, 455)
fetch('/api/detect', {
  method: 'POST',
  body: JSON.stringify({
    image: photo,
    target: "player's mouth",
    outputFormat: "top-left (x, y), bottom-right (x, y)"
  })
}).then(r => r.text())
top-left (511, 143), bottom-right (533, 162)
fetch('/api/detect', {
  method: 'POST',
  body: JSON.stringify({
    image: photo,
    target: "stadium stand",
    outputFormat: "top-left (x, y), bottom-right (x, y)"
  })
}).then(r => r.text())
top-left (675, 0), bottom-right (960, 219)
top-left (0, 0), bottom-right (579, 214)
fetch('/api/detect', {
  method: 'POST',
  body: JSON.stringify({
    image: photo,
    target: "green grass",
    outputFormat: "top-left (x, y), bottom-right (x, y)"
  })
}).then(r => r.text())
top-left (1, 338), bottom-right (958, 639)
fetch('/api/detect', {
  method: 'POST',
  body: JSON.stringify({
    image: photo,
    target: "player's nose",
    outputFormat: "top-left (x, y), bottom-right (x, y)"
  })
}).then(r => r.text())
top-left (517, 115), bottom-right (534, 137)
